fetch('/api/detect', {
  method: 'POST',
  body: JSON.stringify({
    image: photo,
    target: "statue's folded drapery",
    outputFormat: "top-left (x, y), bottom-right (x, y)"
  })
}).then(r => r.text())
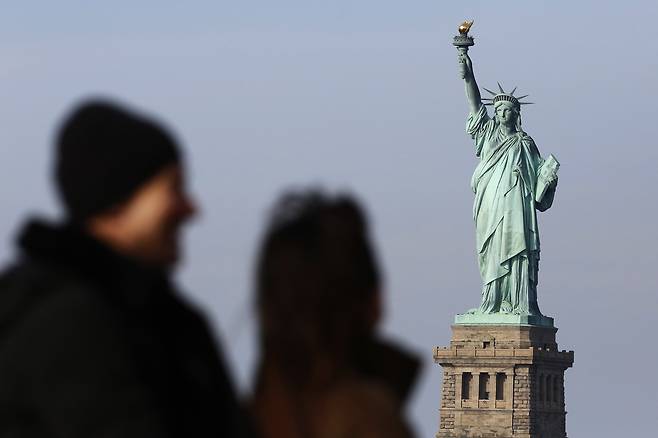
top-left (466, 105), bottom-right (555, 315)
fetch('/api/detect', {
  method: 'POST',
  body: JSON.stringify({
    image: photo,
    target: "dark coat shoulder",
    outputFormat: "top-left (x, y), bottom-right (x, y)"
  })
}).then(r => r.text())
top-left (0, 221), bottom-right (253, 438)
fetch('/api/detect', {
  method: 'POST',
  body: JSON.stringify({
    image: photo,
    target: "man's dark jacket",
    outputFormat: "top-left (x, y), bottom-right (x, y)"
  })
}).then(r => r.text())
top-left (0, 221), bottom-right (250, 438)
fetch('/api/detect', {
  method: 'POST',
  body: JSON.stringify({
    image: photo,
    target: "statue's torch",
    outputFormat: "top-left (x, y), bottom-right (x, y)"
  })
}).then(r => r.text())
top-left (453, 21), bottom-right (475, 79)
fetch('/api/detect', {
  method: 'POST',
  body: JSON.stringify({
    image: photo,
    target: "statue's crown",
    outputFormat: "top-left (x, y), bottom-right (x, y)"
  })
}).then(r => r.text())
top-left (493, 93), bottom-right (519, 107)
top-left (482, 83), bottom-right (533, 109)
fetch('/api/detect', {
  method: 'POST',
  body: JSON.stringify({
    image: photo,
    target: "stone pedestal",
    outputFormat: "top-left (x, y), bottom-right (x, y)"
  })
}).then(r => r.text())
top-left (434, 324), bottom-right (574, 438)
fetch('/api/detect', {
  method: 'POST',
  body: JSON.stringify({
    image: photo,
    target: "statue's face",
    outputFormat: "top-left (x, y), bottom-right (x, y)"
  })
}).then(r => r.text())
top-left (495, 102), bottom-right (518, 128)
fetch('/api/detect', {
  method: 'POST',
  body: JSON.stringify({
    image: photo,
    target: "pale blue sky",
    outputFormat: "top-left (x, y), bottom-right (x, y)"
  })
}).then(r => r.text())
top-left (1, 1), bottom-right (657, 436)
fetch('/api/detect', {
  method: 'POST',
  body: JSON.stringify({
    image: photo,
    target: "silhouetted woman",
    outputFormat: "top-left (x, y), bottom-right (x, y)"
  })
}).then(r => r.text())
top-left (251, 190), bottom-right (419, 438)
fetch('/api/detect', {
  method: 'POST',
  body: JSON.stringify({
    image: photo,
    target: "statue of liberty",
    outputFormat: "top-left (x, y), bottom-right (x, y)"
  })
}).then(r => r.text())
top-left (455, 26), bottom-right (559, 322)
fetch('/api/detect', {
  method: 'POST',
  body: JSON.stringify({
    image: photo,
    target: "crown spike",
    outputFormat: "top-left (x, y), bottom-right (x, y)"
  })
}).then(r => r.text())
top-left (483, 87), bottom-right (497, 96)
top-left (510, 86), bottom-right (517, 96)
top-left (497, 82), bottom-right (505, 93)
top-left (516, 94), bottom-right (529, 100)
top-left (519, 102), bottom-right (534, 105)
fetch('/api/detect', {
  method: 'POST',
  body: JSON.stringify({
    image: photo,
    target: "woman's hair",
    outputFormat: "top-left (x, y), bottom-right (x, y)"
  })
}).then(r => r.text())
top-left (255, 189), bottom-right (380, 389)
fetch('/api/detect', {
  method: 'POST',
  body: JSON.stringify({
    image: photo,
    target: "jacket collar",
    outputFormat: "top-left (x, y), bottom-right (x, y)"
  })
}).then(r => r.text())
top-left (17, 218), bottom-right (172, 310)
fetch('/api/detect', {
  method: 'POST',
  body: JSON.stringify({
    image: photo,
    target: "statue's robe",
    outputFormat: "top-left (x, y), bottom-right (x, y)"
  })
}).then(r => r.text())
top-left (466, 105), bottom-right (555, 315)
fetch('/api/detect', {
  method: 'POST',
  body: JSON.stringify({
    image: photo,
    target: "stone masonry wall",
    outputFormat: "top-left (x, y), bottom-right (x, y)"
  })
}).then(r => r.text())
top-left (512, 365), bottom-right (537, 435)
top-left (439, 370), bottom-right (456, 433)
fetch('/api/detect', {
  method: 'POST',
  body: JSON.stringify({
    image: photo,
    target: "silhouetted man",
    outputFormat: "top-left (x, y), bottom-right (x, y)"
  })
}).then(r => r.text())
top-left (0, 101), bottom-right (251, 437)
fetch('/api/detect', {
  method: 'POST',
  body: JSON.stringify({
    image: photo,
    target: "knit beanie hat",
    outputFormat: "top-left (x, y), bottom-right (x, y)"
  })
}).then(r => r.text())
top-left (55, 100), bottom-right (181, 221)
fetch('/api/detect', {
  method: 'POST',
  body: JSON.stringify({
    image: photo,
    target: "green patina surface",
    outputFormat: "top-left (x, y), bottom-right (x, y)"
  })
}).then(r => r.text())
top-left (454, 28), bottom-right (559, 327)
top-left (454, 312), bottom-right (554, 327)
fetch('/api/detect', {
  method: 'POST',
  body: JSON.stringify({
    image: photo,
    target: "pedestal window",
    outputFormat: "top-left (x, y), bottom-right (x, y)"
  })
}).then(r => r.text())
top-left (478, 373), bottom-right (490, 400)
top-left (461, 372), bottom-right (472, 400)
top-left (495, 372), bottom-right (506, 401)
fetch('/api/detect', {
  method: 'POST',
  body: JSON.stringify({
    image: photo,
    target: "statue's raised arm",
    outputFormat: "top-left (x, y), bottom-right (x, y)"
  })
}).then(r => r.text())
top-left (458, 51), bottom-right (482, 115)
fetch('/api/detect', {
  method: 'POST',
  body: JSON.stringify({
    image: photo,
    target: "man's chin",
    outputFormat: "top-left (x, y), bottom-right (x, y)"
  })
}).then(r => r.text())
top-left (159, 233), bottom-right (182, 265)
top-left (146, 242), bottom-right (181, 270)
top-left (161, 246), bottom-right (181, 269)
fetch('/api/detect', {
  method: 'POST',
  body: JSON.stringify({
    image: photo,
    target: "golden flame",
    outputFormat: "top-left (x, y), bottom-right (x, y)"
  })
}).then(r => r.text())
top-left (458, 20), bottom-right (474, 35)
